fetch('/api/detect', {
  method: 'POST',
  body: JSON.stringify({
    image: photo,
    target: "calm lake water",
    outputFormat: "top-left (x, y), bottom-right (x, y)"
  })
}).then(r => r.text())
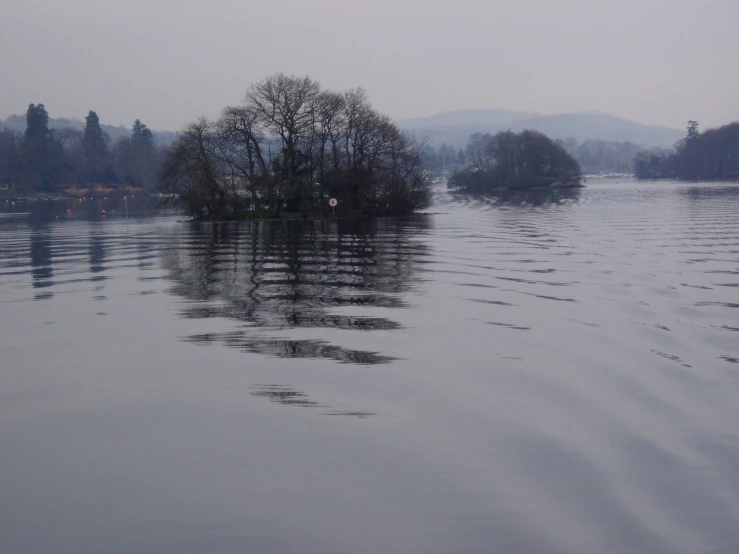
top-left (1, 180), bottom-right (739, 554)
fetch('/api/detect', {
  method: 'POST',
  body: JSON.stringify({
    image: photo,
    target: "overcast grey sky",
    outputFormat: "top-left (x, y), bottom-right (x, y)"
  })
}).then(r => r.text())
top-left (1, 0), bottom-right (737, 131)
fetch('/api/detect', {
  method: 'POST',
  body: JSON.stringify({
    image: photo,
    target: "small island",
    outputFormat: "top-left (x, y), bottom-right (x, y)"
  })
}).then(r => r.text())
top-left (448, 130), bottom-right (583, 193)
top-left (158, 74), bottom-right (431, 220)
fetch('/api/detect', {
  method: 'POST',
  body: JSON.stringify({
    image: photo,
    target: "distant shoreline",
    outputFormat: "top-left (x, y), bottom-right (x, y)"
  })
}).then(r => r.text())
top-left (1, 189), bottom-right (151, 203)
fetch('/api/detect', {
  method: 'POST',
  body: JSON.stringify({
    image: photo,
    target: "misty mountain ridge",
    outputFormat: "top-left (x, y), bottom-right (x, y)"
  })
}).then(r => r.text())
top-left (0, 113), bottom-right (177, 147)
top-left (399, 108), bottom-right (542, 128)
top-left (398, 109), bottom-right (685, 149)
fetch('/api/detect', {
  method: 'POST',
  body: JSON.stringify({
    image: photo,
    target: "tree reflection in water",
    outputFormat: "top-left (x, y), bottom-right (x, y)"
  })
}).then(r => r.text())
top-left (248, 384), bottom-right (377, 417)
top-left (30, 224), bottom-right (54, 299)
top-left (160, 217), bottom-right (431, 365)
top-left (449, 186), bottom-right (582, 208)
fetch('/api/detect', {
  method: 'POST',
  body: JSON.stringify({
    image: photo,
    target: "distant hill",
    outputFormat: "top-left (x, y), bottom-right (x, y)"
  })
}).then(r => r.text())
top-left (0, 113), bottom-right (177, 146)
top-left (398, 109), bottom-right (684, 149)
top-left (400, 108), bottom-right (541, 128)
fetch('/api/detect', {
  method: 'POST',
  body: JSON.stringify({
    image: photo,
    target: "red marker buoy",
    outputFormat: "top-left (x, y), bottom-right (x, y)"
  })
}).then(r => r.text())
top-left (67, 209), bottom-right (71, 214)
top-left (101, 209), bottom-right (107, 217)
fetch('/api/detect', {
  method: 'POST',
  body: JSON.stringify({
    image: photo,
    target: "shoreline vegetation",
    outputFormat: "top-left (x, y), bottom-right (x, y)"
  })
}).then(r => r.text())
top-left (0, 184), bottom-right (146, 201)
top-left (635, 121), bottom-right (739, 181)
top-left (448, 130), bottom-right (584, 193)
top-left (3, 89), bottom-right (738, 217)
top-left (0, 106), bottom-right (161, 195)
top-left (157, 74), bottom-right (431, 221)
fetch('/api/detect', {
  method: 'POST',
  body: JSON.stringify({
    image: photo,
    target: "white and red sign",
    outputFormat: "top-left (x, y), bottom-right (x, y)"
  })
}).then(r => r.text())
top-left (328, 197), bottom-right (338, 208)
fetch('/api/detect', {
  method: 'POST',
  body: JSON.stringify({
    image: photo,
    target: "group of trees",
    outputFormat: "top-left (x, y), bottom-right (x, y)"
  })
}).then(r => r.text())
top-left (0, 104), bottom-right (161, 192)
top-left (448, 130), bottom-right (582, 192)
top-left (112, 119), bottom-right (160, 187)
top-left (635, 121), bottom-right (739, 180)
top-left (159, 74), bottom-right (430, 219)
top-left (555, 137), bottom-right (664, 175)
top-left (420, 143), bottom-right (466, 172)
top-left (422, 135), bottom-right (660, 178)
top-left (420, 136), bottom-right (670, 178)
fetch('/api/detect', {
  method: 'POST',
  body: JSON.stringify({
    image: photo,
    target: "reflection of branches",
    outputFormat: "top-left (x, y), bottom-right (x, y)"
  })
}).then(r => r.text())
top-left (160, 217), bottom-right (431, 365)
top-left (249, 384), bottom-right (324, 408)
top-left (249, 384), bottom-right (376, 417)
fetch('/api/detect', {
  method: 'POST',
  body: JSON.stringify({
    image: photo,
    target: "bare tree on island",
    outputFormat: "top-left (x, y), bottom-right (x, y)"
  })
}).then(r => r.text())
top-left (247, 74), bottom-right (321, 212)
top-left (158, 117), bottom-right (233, 220)
top-left (159, 74), bottom-right (431, 220)
top-left (217, 105), bottom-right (270, 211)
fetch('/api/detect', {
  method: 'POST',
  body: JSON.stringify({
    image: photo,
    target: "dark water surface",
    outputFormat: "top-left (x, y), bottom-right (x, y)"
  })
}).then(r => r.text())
top-left (2, 181), bottom-right (739, 553)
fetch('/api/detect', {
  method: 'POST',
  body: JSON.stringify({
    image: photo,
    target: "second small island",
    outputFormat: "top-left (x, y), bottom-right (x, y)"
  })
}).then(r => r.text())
top-left (448, 130), bottom-right (583, 193)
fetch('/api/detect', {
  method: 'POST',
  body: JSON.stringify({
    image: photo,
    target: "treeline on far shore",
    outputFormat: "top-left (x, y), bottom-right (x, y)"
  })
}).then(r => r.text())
top-left (0, 104), bottom-right (162, 194)
top-left (421, 137), bottom-right (666, 176)
top-left (635, 121), bottom-right (739, 180)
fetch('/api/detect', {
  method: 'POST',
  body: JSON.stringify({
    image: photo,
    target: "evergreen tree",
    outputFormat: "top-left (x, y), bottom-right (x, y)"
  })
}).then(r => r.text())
top-left (131, 119), bottom-right (154, 149)
top-left (22, 103), bottom-right (51, 181)
top-left (112, 119), bottom-right (158, 188)
top-left (22, 104), bottom-right (69, 190)
top-left (686, 120), bottom-right (700, 141)
top-left (129, 119), bottom-right (156, 187)
top-left (81, 110), bottom-right (109, 182)
top-left (24, 104), bottom-right (50, 142)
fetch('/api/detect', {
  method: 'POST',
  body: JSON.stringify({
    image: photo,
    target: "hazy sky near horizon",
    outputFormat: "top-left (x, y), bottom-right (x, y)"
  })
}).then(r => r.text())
top-left (1, 0), bottom-right (737, 131)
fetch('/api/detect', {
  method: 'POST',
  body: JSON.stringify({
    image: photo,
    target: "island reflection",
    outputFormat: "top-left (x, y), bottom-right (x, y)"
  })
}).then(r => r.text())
top-left (160, 217), bottom-right (432, 365)
top-left (448, 186), bottom-right (582, 207)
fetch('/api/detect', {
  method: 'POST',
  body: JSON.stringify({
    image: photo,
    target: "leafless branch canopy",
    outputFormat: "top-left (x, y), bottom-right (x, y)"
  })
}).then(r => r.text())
top-left (159, 74), bottom-right (430, 219)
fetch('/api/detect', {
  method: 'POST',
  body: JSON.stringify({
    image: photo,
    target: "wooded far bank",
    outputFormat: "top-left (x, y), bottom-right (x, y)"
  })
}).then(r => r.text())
top-left (0, 106), bottom-right (160, 193)
top-left (3, 89), bottom-right (737, 209)
top-left (635, 121), bottom-right (739, 181)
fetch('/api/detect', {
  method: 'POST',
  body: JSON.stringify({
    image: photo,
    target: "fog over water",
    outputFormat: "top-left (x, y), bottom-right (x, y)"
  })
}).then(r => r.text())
top-left (1, 180), bottom-right (739, 553)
